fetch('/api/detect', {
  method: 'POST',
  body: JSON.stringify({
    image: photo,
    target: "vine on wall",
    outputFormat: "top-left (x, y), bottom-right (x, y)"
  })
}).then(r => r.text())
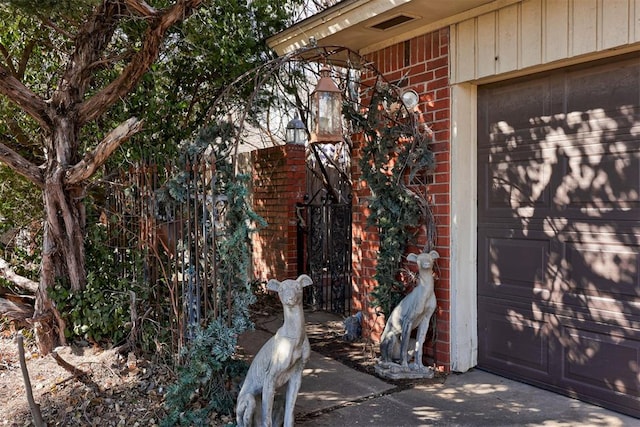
top-left (344, 81), bottom-right (436, 317)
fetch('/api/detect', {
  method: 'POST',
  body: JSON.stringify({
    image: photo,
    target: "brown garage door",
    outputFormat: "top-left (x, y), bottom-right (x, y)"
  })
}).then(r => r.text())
top-left (477, 55), bottom-right (640, 417)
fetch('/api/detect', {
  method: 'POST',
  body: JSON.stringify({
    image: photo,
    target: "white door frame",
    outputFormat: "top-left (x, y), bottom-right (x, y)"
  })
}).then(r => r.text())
top-left (449, 82), bottom-right (478, 372)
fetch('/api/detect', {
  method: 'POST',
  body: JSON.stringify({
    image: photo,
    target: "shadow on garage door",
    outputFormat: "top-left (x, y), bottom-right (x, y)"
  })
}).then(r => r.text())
top-left (477, 54), bottom-right (640, 417)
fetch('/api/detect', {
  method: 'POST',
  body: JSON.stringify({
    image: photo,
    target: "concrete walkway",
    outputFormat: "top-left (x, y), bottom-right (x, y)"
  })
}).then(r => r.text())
top-left (237, 311), bottom-right (638, 427)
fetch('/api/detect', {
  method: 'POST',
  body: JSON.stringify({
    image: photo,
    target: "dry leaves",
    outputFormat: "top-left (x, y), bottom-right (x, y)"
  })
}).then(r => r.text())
top-left (0, 334), bottom-right (174, 426)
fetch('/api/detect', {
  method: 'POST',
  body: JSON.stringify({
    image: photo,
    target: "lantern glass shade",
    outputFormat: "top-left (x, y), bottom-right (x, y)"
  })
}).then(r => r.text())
top-left (310, 67), bottom-right (343, 143)
top-left (286, 114), bottom-right (307, 145)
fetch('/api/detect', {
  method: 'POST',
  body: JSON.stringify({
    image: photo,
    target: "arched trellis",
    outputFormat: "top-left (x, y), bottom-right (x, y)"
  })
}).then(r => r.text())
top-left (205, 44), bottom-right (438, 317)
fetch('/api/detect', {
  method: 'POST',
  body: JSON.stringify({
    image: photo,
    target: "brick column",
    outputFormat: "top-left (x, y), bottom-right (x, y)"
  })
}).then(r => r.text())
top-left (251, 144), bottom-right (306, 281)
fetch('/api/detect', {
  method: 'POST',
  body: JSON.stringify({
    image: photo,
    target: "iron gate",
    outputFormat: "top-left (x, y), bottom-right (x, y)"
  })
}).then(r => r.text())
top-left (304, 197), bottom-right (352, 315)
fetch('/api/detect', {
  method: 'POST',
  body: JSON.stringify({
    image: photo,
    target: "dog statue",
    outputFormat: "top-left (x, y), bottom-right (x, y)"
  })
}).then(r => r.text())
top-left (236, 274), bottom-right (313, 427)
top-left (377, 250), bottom-right (438, 378)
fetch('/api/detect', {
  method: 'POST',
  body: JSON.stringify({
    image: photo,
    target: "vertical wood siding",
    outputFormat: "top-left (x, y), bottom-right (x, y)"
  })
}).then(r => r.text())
top-left (452, 0), bottom-right (640, 83)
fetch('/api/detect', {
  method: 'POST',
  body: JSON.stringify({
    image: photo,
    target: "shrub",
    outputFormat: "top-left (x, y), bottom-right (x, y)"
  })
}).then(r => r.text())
top-left (162, 319), bottom-right (248, 426)
top-left (50, 222), bottom-right (145, 345)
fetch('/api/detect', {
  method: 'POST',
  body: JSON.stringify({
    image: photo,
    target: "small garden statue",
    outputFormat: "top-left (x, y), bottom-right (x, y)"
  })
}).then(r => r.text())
top-left (236, 274), bottom-right (313, 427)
top-left (343, 311), bottom-right (362, 342)
top-left (376, 250), bottom-right (439, 380)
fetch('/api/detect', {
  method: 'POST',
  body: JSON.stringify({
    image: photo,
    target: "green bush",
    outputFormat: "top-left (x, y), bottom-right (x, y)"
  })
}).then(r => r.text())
top-left (50, 223), bottom-right (145, 345)
top-left (162, 319), bottom-right (248, 426)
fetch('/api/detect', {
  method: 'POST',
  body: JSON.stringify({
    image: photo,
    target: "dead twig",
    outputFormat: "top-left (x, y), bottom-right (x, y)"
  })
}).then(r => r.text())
top-left (50, 351), bottom-right (99, 390)
top-left (17, 333), bottom-right (45, 427)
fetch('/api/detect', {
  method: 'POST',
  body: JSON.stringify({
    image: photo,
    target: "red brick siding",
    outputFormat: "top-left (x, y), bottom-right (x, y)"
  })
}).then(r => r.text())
top-left (354, 28), bottom-right (451, 372)
top-left (252, 144), bottom-right (306, 281)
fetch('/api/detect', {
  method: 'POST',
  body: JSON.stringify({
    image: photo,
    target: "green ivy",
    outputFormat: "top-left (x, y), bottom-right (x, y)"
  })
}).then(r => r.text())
top-left (344, 83), bottom-right (435, 317)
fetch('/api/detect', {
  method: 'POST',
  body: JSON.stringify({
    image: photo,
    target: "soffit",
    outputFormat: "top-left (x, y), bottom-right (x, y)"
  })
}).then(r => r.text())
top-left (268, 0), bottom-right (510, 57)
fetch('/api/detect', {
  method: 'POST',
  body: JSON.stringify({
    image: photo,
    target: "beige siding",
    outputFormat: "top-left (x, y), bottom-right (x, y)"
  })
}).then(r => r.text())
top-left (476, 13), bottom-right (497, 78)
top-left (452, 0), bottom-right (640, 83)
top-left (520, 0), bottom-right (543, 67)
top-left (544, 0), bottom-right (569, 62)
top-left (570, 0), bottom-right (597, 55)
top-left (636, 0), bottom-right (640, 40)
top-left (456, 19), bottom-right (477, 82)
top-left (601, 0), bottom-right (630, 49)
top-left (497, 4), bottom-right (519, 73)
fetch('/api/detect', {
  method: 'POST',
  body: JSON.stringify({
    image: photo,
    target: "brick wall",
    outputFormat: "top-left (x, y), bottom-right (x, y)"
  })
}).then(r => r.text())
top-left (354, 28), bottom-right (452, 372)
top-left (251, 144), bottom-right (306, 281)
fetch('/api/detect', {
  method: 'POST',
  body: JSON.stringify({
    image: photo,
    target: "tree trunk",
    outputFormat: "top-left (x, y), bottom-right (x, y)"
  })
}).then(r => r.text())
top-left (33, 115), bottom-right (87, 354)
top-left (43, 169), bottom-right (87, 292)
top-left (31, 117), bottom-right (143, 354)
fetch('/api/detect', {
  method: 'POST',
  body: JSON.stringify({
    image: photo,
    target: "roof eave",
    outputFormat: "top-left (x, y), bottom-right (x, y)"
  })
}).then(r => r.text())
top-left (268, 0), bottom-right (521, 57)
top-left (267, 0), bottom-right (410, 56)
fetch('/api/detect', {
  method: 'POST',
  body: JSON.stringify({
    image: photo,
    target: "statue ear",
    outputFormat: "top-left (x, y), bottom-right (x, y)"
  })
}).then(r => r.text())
top-left (407, 253), bottom-right (418, 263)
top-left (266, 279), bottom-right (280, 292)
top-left (429, 250), bottom-right (440, 260)
top-left (297, 274), bottom-right (313, 288)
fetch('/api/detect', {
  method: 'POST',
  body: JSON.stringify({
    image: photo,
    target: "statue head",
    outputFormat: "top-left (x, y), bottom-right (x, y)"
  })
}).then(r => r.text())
top-left (266, 274), bottom-right (313, 307)
top-left (407, 250), bottom-right (439, 271)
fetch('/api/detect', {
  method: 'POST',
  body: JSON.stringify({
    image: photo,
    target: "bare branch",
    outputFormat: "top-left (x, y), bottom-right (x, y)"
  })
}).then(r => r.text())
top-left (51, 351), bottom-right (91, 381)
top-left (0, 140), bottom-right (44, 188)
top-left (1, 117), bottom-right (32, 149)
top-left (0, 258), bottom-right (39, 293)
top-left (0, 65), bottom-right (51, 130)
top-left (78, 0), bottom-right (204, 124)
top-left (40, 18), bottom-right (74, 39)
top-left (125, 0), bottom-right (158, 17)
top-left (0, 298), bottom-right (34, 322)
top-left (65, 117), bottom-right (143, 184)
top-left (17, 334), bottom-right (45, 427)
top-left (86, 50), bottom-right (135, 73)
top-left (51, 0), bottom-right (126, 111)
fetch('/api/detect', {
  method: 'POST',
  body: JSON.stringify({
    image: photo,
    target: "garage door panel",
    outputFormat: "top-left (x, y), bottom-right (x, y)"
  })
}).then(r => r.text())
top-left (482, 154), bottom-right (553, 210)
top-left (544, 290), bottom-right (640, 334)
top-left (562, 325), bottom-right (640, 393)
top-left (478, 55), bottom-right (640, 417)
top-left (478, 231), bottom-right (550, 299)
top-left (480, 140), bottom-right (640, 221)
top-left (564, 62), bottom-right (640, 111)
top-left (559, 325), bottom-right (640, 406)
top-left (479, 81), bottom-right (549, 142)
top-left (558, 149), bottom-right (640, 213)
top-left (565, 241), bottom-right (639, 298)
top-left (478, 296), bottom-right (551, 376)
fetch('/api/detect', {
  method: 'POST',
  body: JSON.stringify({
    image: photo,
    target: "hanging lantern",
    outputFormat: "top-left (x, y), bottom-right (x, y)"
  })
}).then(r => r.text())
top-left (309, 67), bottom-right (343, 144)
top-left (286, 113), bottom-right (307, 145)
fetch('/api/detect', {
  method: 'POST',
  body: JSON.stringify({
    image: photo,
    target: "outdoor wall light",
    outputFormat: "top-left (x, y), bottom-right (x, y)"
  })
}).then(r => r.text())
top-left (286, 113), bottom-right (307, 145)
top-left (309, 67), bottom-right (343, 144)
top-left (401, 89), bottom-right (419, 109)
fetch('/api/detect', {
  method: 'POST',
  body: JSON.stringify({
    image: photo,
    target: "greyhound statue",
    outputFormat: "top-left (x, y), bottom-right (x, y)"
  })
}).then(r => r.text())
top-left (236, 274), bottom-right (313, 427)
top-left (376, 250), bottom-right (439, 379)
